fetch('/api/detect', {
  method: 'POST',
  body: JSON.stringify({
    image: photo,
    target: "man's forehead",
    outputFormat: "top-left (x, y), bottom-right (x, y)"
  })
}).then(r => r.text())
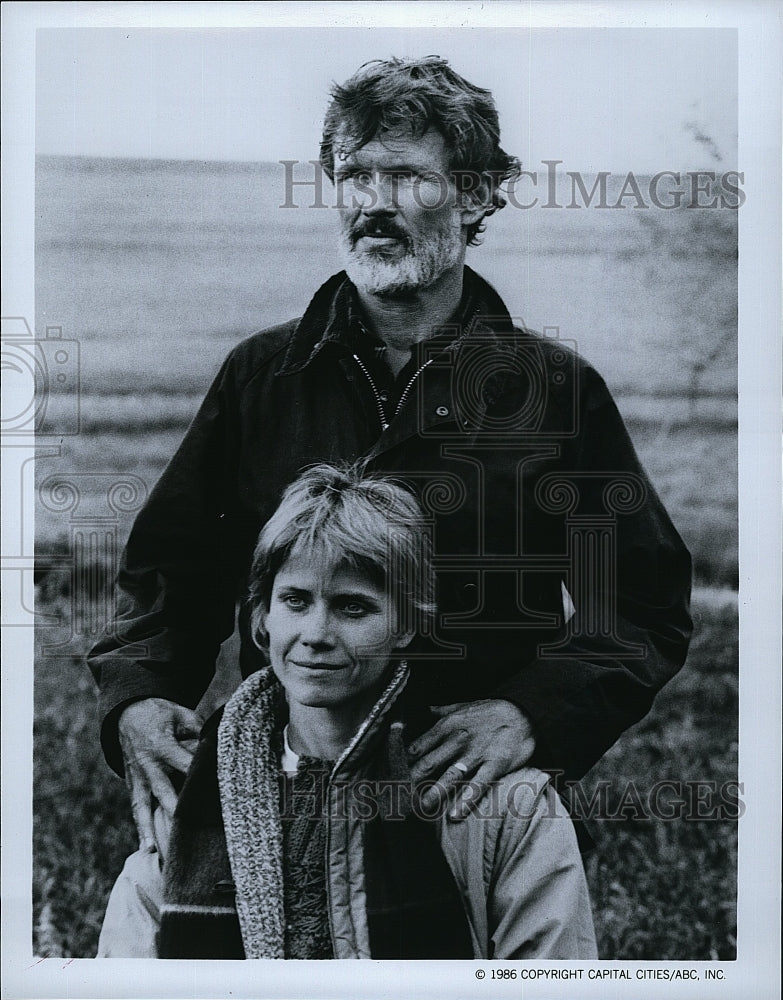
top-left (333, 127), bottom-right (448, 169)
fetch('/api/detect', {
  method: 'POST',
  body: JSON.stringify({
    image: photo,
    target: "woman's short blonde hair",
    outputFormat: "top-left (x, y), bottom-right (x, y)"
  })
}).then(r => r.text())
top-left (247, 464), bottom-right (435, 647)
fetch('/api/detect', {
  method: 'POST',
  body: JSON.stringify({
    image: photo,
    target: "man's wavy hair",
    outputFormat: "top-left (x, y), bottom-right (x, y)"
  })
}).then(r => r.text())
top-left (247, 463), bottom-right (436, 650)
top-left (319, 56), bottom-right (521, 246)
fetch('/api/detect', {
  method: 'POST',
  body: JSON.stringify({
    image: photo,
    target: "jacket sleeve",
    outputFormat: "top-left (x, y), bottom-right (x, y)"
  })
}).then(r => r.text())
top-left (437, 770), bottom-right (597, 958)
top-left (494, 362), bottom-right (693, 781)
top-left (487, 778), bottom-right (597, 959)
top-left (88, 353), bottom-right (246, 775)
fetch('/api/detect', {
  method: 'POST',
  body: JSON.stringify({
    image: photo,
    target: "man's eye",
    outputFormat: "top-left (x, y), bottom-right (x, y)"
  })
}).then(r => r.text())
top-left (389, 170), bottom-right (415, 183)
top-left (338, 169), bottom-right (373, 185)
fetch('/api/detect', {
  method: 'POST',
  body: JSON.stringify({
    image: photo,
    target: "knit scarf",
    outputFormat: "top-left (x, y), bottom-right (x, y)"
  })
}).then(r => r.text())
top-left (160, 666), bottom-right (474, 959)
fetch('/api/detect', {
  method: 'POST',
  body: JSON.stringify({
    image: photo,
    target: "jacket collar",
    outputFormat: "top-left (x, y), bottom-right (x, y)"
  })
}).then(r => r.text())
top-left (277, 266), bottom-right (520, 377)
top-left (220, 660), bottom-right (411, 782)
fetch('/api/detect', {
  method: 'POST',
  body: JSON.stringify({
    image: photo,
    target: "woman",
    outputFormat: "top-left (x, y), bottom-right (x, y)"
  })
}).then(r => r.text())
top-left (99, 464), bottom-right (596, 959)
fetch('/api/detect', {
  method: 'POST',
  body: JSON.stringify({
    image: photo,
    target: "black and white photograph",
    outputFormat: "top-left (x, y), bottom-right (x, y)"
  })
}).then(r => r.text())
top-left (2, 2), bottom-right (780, 999)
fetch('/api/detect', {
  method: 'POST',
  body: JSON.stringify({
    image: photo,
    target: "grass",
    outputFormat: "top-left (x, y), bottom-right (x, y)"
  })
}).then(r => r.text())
top-left (580, 596), bottom-right (738, 959)
top-left (32, 588), bottom-right (738, 959)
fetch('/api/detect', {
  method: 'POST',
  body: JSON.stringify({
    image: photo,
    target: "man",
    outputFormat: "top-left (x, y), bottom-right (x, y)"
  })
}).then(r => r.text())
top-left (89, 56), bottom-right (692, 853)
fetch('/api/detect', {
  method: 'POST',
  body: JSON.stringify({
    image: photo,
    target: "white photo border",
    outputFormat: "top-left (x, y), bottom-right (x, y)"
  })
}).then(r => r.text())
top-left (2, 2), bottom-right (780, 999)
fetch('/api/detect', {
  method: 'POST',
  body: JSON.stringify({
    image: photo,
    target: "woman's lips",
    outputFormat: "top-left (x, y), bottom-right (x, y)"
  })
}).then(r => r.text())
top-left (289, 660), bottom-right (346, 671)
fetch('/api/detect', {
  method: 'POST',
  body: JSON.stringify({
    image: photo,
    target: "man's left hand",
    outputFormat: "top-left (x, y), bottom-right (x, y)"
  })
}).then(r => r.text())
top-left (407, 700), bottom-right (536, 821)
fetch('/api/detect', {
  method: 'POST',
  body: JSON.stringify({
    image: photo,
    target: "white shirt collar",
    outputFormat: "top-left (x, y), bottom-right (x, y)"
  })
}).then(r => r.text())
top-left (281, 723), bottom-right (300, 776)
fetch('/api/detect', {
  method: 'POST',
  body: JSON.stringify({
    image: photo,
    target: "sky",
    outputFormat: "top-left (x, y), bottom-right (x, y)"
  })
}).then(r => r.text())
top-left (35, 26), bottom-right (738, 173)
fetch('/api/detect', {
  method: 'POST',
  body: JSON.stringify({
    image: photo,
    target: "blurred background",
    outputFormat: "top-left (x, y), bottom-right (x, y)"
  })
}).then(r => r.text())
top-left (31, 26), bottom-right (738, 958)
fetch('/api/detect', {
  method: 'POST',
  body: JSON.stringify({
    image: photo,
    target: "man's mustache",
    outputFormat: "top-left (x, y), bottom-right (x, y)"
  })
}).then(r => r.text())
top-left (350, 220), bottom-right (410, 246)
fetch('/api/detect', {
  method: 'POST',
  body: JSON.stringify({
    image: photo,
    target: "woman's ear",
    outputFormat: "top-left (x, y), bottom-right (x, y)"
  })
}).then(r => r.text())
top-left (394, 630), bottom-right (416, 651)
top-left (251, 605), bottom-right (270, 651)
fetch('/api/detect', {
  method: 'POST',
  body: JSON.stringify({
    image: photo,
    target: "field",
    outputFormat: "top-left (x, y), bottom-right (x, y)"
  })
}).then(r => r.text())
top-left (30, 155), bottom-right (738, 958)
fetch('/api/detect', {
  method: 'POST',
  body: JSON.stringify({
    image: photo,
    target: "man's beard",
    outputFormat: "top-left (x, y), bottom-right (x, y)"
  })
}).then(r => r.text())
top-left (338, 217), bottom-right (463, 297)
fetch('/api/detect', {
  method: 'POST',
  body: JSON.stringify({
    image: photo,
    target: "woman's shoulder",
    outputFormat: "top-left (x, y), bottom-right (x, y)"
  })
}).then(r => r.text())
top-left (458, 766), bottom-right (559, 829)
top-left (435, 768), bottom-right (561, 885)
top-left (485, 766), bottom-right (554, 817)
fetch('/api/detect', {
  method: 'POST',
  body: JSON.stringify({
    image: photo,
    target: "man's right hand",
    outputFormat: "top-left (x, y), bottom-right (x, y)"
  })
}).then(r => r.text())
top-left (118, 698), bottom-right (202, 853)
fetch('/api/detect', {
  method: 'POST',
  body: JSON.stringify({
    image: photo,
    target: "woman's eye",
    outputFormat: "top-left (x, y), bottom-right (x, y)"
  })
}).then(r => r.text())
top-left (341, 602), bottom-right (369, 617)
top-left (281, 594), bottom-right (307, 610)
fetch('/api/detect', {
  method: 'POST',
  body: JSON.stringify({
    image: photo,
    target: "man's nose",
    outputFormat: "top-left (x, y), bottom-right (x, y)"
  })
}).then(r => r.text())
top-left (359, 174), bottom-right (398, 215)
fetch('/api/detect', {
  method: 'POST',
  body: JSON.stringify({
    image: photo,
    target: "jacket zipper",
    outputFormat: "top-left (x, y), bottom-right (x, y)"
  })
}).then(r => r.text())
top-left (352, 354), bottom-right (435, 433)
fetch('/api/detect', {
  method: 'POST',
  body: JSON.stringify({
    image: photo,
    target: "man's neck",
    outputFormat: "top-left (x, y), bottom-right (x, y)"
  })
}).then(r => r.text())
top-left (355, 263), bottom-right (465, 373)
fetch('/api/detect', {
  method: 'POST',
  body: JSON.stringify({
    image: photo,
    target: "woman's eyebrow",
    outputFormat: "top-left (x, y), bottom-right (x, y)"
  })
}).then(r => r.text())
top-left (333, 590), bottom-right (381, 605)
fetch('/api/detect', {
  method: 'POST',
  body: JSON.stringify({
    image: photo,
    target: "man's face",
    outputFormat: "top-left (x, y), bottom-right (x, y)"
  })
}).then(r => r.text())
top-left (333, 129), bottom-right (468, 297)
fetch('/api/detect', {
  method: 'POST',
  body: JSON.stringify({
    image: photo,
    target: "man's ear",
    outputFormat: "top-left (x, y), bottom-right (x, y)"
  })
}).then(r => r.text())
top-left (456, 173), bottom-right (492, 228)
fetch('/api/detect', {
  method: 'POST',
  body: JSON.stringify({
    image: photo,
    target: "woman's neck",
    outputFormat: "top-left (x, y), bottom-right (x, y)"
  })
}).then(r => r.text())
top-left (286, 697), bottom-right (374, 762)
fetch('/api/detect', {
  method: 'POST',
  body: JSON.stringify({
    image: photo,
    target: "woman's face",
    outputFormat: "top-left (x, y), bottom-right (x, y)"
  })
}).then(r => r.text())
top-left (262, 554), bottom-right (412, 713)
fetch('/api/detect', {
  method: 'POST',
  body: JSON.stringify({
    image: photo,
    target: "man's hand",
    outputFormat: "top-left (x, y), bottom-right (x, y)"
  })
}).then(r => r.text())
top-left (118, 698), bottom-right (201, 853)
top-left (407, 699), bottom-right (536, 821)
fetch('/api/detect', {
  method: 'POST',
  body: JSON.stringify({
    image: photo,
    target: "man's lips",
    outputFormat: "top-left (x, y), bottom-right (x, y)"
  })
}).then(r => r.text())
top-left (352, 226), bottom-right (408, 246)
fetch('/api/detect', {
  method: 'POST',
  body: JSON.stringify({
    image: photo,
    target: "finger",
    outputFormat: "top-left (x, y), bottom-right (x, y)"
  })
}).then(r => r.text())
top-left (130, 732), bottom-right (194, 783)
top-left (153, 806), bottom-right (172, 861)
top-left (126, 763), bottom-right (156, 852)
top-left (408, 735), bottom-right (472, 784)
top-left (172, 705), bottom-right (202, 739)
top-left (145, 767), bottom-right (181, 818)
top-left (415, 758), bottom-right (475, 814)
top-left (448, 762), bottom-right (497, 822)
top-left (130, 744), bottom-right (185, 817)
top-left (407, 715), bottom-right (472, 761)
top-left (158, 737), bottom-right (197, 775)
top-left (427, 702), bottom-right (473, 717)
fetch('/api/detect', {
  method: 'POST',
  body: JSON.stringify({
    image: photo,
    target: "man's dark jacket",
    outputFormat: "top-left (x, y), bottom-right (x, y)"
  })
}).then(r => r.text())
top-left (89, 268), bottom-right (692, 781)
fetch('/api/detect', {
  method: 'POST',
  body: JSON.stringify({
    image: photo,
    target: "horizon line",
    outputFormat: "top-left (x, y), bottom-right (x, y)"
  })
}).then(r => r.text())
top-left (35, 151), bottom-right (728, 178)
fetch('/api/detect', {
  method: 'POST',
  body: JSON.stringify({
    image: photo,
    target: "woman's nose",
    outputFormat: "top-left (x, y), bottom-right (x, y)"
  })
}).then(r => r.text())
top-left (300, 604), bottom-right (335, 647)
